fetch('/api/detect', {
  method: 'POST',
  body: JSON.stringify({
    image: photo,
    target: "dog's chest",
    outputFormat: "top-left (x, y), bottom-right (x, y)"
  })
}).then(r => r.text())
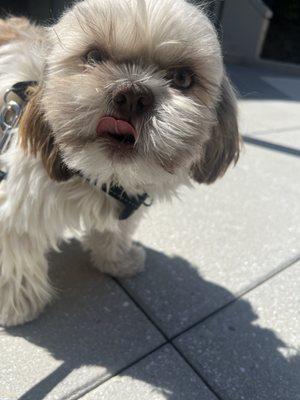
top-left (60, 180), bottom-right (121, 234)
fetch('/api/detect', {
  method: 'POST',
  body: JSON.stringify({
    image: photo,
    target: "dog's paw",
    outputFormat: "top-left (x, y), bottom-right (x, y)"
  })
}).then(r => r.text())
top-left (0, 280), bottom-right (53, 327)
top-left (91, 244), bottom-right (146, 278)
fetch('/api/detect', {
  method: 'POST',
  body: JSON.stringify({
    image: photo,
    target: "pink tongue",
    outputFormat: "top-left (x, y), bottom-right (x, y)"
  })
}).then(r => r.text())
top-left (97, 117), bottom-right (137, 139)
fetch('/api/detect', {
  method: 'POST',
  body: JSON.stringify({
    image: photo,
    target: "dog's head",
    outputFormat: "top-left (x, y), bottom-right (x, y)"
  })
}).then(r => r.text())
top-left (20, 0), bottom-right (240, 192)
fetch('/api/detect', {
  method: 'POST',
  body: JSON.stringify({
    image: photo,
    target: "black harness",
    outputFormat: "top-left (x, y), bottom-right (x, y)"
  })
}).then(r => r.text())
top-left (0, 81), bottom-right (151, 220)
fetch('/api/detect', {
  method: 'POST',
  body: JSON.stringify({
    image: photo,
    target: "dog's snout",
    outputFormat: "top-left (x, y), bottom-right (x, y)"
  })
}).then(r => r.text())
top-left (113, 84), bottom-right (154, 116)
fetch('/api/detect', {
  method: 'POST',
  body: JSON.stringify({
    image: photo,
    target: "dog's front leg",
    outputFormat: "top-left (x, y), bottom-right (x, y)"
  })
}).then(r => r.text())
top-left (83, 218), bottom-right (145, 278)
top-left (0, 231), bottom-right (53, 327)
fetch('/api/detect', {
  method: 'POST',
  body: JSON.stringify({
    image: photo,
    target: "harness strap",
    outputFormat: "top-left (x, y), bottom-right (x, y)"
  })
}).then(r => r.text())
top-left (0, 81), bottom-right (152, 220)
top-left (102, 184), bottom-right (150, 220)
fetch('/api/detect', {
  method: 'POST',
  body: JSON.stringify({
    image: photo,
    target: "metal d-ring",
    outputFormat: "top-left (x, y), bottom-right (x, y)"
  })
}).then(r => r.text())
top-left (143, 197), bottom-right (153, 207)
top-left (0, 100), bottom-right (22, 130)
top-left (0, 91), bottom-right (23, 153)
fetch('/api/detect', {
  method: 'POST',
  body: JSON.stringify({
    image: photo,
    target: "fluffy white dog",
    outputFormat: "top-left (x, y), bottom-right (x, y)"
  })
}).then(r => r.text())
top-left (0, 0), bottom-right (239, 326)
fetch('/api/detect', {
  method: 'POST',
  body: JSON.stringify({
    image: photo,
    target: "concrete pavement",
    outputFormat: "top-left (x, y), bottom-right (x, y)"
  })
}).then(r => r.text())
top-left (1, 65), bottom-right (299, 400)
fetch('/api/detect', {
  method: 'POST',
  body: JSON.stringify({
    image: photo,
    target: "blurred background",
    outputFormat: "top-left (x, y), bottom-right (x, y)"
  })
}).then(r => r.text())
top-left (0, 0), bottom-right (299, 68)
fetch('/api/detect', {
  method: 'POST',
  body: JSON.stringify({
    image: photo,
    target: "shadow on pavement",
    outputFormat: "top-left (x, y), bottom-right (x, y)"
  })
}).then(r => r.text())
top-left (243, 135), bottom-right (300, 157)
top-left (228, 64), bottom-right (300, 102)
top-left (5, 240), bottom-right (300, 400)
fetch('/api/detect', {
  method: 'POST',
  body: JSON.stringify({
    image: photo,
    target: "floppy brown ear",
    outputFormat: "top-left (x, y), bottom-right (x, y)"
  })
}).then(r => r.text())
top-left (191, 74), bottom-right (240, 184)
top-left (19, 86), bottom-right (72, 181)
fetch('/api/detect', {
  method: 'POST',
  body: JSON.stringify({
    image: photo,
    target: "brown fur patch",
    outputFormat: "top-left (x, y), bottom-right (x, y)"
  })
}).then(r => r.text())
top-left (19, 86), bottom-right (72, 181)
top-left (0, 17), bottom-right (31, 46)
top-left (191, 75), bottom-right (241, 184)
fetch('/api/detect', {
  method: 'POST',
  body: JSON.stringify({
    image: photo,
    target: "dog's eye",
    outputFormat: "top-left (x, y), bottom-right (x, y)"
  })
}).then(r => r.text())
top-left (169, 68), bottom-right (194, 90)
top-left (84, 49), bottom-right (104, 64)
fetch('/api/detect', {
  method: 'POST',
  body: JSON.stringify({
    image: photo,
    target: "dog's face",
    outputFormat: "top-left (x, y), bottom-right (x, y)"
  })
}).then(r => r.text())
top-left (20, 0), bottom-right (239, 191)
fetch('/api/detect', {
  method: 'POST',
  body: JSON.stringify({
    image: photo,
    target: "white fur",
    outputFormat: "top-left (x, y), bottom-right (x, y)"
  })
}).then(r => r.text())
top-left (0, 0), bottom-right (234, 326)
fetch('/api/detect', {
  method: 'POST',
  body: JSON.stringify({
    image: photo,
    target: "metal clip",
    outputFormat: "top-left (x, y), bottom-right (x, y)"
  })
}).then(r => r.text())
top-left (143, 197), bottom-right (153, 207)
top-left (0, 88), bottom-right (23, 154)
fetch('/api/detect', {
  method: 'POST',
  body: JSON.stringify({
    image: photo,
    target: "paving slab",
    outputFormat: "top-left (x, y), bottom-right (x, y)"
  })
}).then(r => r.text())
top-left (81, 345), bottom-right (217, 400)
top-left (174, 262), bottom-right (300, 400)
top-left (227, 64), bottom-right (293, 101)
top-left (228, 64), bottom-right (300, 150)
top-left (0, 241), bottom-right (164, 400)
top-left (239, 99), bottom-right (300, 150)
top-left (262, 75), bottom-right (300, 101)
top-left (121, 143), bottom-right (300, 337)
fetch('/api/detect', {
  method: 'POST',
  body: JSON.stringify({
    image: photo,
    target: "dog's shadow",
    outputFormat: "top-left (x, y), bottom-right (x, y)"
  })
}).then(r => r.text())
top-left (5, 240), bottom-right (300, 400)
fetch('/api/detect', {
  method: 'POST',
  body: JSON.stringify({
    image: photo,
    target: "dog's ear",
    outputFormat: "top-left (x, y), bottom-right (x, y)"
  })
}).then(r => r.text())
top-left (191, 74), bottom-right (240, 184)
top-left (19, 85), bottom-right (72, 181)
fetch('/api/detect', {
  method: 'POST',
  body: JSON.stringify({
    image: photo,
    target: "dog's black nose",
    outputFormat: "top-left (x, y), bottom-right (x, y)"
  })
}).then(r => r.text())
top-left (113, 84), bottom-right (154, 116)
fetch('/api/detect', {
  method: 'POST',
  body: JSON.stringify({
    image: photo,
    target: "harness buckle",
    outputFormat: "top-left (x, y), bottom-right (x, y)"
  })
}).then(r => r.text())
top-left (0, 88), bottom-right (23, 153)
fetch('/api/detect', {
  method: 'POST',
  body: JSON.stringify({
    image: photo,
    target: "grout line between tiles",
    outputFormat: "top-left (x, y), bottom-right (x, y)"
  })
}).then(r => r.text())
top-left (76, 254), bottom-right (300, 399)
top-left (235, 254), bottom-right (300, 298)
top-left (116, 255), bottom-right (300, 400)
top-left (171, 254), bottom-right (300, 342)
top-left (68, 343), bottom-right (167, 400)
top-left (113, 278), bottom-right (224, 400)
top-left (171, 341), bottom-right (226, 400)
top-left (114, 277), bottom-right (169, 341)
top-left (65, 277), bottom-right (170, 400)
top-left (243, 135), bottom-right (300, 157)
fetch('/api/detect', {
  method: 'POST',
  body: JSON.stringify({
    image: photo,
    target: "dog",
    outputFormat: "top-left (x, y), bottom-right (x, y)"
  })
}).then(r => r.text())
top-left (0, 0), bottom-right (240, 326)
